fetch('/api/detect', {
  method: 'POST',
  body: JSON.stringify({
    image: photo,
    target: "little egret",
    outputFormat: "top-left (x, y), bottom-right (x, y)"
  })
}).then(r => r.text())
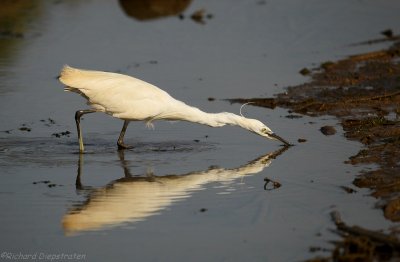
top-left (59, 65), bottom-right (290, 152)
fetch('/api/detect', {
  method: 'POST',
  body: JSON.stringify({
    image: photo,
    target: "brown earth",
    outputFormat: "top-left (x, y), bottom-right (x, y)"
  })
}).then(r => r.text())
top-left (228, 34), bottom-right (400, 261)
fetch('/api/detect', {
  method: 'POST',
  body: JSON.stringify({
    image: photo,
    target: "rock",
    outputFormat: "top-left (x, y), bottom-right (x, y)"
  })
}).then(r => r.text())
top-left (320, 125), bottom-right (336, 136)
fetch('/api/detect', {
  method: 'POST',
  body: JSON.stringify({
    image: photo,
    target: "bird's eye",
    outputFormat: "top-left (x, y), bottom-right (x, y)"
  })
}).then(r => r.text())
top-left (261, 128), bottom-right (267, 133)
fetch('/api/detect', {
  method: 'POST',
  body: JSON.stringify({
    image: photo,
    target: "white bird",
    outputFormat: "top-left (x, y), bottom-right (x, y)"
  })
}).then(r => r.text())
top-left (59, 65), bottom-right (290, 152)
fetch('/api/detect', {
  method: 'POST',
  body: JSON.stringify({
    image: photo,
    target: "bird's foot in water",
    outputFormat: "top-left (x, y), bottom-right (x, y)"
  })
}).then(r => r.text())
top-left (117, 141), bottom-right (133, 150)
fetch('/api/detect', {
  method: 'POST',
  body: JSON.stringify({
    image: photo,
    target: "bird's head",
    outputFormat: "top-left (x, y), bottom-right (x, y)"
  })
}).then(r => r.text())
top-left (243, 118), bottom-right (291, 146)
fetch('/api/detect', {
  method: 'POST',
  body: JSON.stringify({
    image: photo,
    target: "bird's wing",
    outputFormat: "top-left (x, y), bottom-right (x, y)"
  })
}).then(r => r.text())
top-left (59, 65), bottom-right (173, 119)
top-left (59, 65), bottom-right (167, 98)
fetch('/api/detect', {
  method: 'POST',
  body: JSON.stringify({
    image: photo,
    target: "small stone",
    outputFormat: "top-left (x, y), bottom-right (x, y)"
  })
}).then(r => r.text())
top-left (340, 186), bottom-right (357, 194)
top-left (19, 127), bottom-right (31, 132)
top-left (299, 68), bottom-right (311, 75)
top-left (381, 29), bottom-right (393, 38)
top-left (285, 114), bottom-right (303, 119)
top-left (320, 125), bottom-right (336, 136)
top-left (191, 9), bottom-right (206, 24)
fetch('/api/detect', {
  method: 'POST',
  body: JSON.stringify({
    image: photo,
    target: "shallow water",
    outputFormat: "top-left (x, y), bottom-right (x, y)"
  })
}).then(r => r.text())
top-left (0, 0), bottom-right (399, 261)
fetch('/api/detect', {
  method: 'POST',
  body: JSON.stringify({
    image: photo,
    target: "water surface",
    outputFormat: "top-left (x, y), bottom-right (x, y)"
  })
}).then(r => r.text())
top-left (0, 1), bottom-right (399, 261)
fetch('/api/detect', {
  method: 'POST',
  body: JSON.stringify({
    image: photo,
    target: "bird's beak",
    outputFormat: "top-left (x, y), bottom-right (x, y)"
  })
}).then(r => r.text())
top-left (269, 133), bottom-right (291, 146)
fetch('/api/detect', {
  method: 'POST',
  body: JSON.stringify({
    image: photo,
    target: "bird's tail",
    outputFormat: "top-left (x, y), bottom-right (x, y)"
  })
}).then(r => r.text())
top-left (59, 65), bottom-right (81, 91)
top-left (59, 65), bottom-right (107, 92)
top-left (59, 65), bottom-right (99, 98)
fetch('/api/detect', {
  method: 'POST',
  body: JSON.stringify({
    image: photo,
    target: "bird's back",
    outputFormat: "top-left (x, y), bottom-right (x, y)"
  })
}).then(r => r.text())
top-left (59, 65), bottom-right (174, 120)
top-left (59, 65), bottom-right (166, 96)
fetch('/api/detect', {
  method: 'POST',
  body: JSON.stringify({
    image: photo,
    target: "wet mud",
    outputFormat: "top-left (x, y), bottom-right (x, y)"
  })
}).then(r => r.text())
top-left (228, 35), bottom-right (400, 261)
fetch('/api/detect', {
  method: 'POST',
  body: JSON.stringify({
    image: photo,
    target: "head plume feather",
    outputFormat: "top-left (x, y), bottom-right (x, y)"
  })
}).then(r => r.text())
top-left (239, 102), bottom-right (255, 117)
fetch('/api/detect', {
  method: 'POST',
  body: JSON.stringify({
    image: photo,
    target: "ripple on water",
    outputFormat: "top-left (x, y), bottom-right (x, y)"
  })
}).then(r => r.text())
top-left (0, 137), bottom-right (217, 167)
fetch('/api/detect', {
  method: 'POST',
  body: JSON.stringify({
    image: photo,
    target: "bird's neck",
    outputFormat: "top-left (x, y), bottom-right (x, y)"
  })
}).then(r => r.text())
top-left (207, 112), bottom-right (249, 128)
top-left (163, 102), bottom-right (249, 129)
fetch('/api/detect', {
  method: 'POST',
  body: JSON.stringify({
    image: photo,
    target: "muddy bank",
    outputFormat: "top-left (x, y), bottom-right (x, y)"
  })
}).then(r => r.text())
top-left (229, 35), bottom-right (400, 260)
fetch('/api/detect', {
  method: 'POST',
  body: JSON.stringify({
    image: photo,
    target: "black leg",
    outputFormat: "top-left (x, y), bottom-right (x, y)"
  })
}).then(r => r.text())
top-left (117, 120), bottom-right (133, 150)
top-left (75, 153), bottom-right (83, 189)
top-left (75, 109), bottom-right (96, 153)
top-left (118, 150), bottom-right (133, 178)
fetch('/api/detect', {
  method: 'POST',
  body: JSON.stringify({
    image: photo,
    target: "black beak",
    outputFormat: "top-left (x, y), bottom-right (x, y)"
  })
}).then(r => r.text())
top-left (269, 133), bottom-right (291, 146)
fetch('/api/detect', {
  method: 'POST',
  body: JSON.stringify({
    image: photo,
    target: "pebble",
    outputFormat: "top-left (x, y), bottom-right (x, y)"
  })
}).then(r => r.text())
top-left (320, 125), bottom-right (336, 136)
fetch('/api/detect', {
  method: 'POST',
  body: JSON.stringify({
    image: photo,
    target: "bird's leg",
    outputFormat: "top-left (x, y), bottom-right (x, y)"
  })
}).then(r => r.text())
top-left (117, 120), bottom-right (133, 150)
top-left (75, 109), bottom-right (96, 153)
top-left (75, 153), bottom-right (83, 190)
top-left (118, 150), bottom-right (133, 178)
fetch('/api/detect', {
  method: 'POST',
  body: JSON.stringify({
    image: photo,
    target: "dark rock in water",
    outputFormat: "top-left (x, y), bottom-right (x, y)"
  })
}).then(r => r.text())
top-left (298, 138), bottom-right (307, 143)
top-left (340, 186), bottom-right (357, 194)
top-left (33, 180), bottom-right (50, 185)
top-left (191, 9), bottom-right (205, 24)
top-left (19, 127), bottom-right (31, 132)
top-left (286, 114), bottom-right (303, 119)
top-left (320, 125), bottom-right (336, 136)
top-left (299, 67), bottom-right (311, 75)
top-left (52, 130), bottom-right (71, 138)
top-left (263, 177), bottom-right (282, 190)
top-left (381, 29), bottom-right (393, 38)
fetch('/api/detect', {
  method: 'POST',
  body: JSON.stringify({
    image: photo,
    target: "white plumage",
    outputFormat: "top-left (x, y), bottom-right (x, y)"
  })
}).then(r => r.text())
top-left (61, 66), bottom-right (173, 120)
top-left (59, 65), bottom-right (290, 152)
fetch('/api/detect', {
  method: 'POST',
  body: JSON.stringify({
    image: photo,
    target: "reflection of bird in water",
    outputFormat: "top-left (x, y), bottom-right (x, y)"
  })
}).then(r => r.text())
top-left (59, 65), bottom-right (290, 153)
top-left (119, 0), bottom-right (192, 20)
top-left (62, 146), bottom-right (289, 235)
